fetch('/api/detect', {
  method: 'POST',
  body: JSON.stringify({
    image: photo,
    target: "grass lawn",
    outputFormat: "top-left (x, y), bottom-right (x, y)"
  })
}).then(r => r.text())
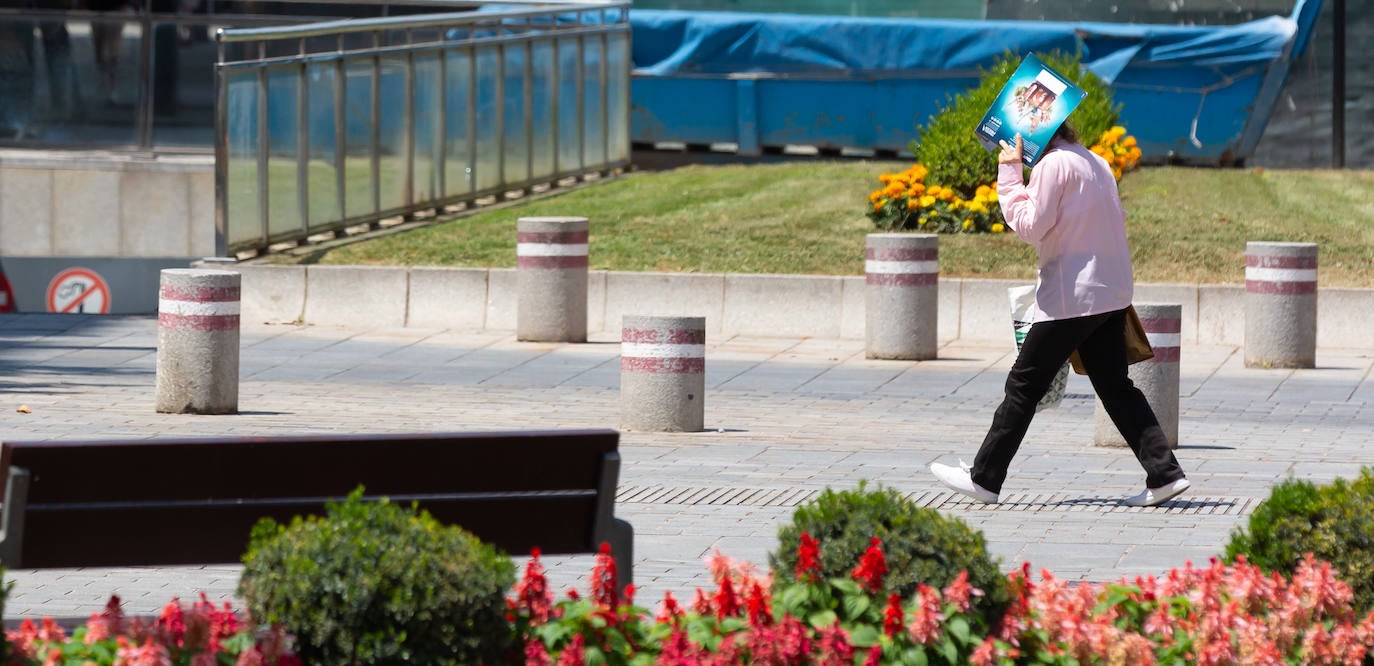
top-left (280, 162), bottom-right (1374, 288)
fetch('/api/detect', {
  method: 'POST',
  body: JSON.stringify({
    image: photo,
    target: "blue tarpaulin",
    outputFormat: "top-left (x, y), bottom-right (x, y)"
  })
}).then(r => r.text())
top-left (629, 1), bottom-right (1322, 163)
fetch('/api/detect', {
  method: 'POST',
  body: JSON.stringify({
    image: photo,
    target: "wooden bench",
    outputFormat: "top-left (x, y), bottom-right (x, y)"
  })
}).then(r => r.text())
top-left (0, 428), bottom-right (633, 585)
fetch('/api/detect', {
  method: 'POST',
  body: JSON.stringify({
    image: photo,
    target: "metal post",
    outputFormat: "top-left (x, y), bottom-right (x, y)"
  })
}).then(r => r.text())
top-left (256, 41), bottom-right (269, 250)
top-left (334, 35), bottom-right (347, 222)
top-left (136, 5), bottom-right (154, 148)
top-left (524, 36), bottom-right (534, 183)
top-left (296, 37), bottom-right (310, 237)
top-left (213, 33), bottom-right (229, 257)
top-left (496, 43), bottom-right (506, 187)
top-left (404, 28), bottom-right (415, 211)
top-left (1333, 0), bottom-right (1346, 168)
top-left (370, 31), bottom-right (381, 218)
top-left (467, 44), bottom-right (477, 196)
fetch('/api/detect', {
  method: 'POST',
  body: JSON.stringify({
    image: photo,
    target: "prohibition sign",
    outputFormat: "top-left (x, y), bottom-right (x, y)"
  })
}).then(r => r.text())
top-left (47, 268), bottom-right (111, 314)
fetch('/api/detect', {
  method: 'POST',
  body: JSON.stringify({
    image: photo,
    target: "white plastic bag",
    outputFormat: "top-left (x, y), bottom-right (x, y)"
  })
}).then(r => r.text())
top-left (1007, 285), bottom-right (1069, 412)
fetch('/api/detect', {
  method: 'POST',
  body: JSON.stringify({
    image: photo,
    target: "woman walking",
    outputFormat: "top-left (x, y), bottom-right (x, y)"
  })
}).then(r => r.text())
top-left (930, 126), bottom-right (1189, 508)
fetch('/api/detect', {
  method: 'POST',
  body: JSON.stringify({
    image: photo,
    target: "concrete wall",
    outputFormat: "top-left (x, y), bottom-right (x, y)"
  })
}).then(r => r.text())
top-left (0, 150), bottom-right (216, 259)
top-left (232, 264), bottom-right (1374, 351)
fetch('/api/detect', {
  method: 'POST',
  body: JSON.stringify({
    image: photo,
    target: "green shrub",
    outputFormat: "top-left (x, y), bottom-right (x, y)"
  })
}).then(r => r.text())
top-left (769, 481), bottom-right (1009, 625)
top-left (1226, 469), bottom-right (1374, 610)
top-left (239, 488), bottom-right (516, 665)
top-left (911, 50), bottom-right (1121, 196)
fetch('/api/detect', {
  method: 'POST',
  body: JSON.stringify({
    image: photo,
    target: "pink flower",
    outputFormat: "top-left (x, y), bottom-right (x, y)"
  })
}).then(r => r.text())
top-left (850, 537), bottom-right (887, 594)
top-left (154, 598), bottom-right (186, 648)
top-left (942, 570), bottom-right (982, 614)
top-left (970, 637), bottom-right (998, 666)
top-left (116, 636), bottom-right (173, 666)
top-left (795, 533), bottom-right (821, 583)
top-left (907, 584), bottom-right (944, 645)
top-left (862, 645), bottom-right (882, 666)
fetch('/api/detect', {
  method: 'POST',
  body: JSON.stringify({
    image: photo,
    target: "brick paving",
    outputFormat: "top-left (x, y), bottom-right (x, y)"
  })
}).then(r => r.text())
top-left (1, 313), bottom-right (1370, 620)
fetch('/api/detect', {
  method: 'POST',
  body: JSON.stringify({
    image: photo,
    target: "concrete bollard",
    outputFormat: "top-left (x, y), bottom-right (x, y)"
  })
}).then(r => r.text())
top-left (155, 269), bottom-right (240, 414)
top-left (1245, 241), bottom-right (1317, 368)
top-left (865, 233), bottom-right (938, 360)
top-left (620, 315), bottom-right (705, 432)
top-left (517, 216), bottom-right (588, 342)
top-left (1094, 303), bottom-right (1181, 449)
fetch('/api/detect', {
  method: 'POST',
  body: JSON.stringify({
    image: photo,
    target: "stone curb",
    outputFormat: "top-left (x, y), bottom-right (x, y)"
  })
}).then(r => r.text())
top-left (225, 264), bottom-right (1374, 350)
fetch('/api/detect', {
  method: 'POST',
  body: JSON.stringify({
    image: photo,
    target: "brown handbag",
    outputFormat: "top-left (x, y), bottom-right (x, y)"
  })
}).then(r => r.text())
top-left (1068, 305), bottom-right (1154, 375)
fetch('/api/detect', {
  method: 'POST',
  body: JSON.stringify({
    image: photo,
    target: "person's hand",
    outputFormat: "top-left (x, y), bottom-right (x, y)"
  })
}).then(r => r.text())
top-left (999, 134), bottom-right (1023, 165)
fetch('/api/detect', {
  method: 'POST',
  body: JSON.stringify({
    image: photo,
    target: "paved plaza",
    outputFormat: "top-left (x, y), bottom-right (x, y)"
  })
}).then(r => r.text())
top-left (1, 313), bottom-right (1371, 621)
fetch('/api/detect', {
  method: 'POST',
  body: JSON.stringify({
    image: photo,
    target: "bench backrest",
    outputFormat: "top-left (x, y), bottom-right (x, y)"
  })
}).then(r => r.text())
top-left (0, 429), bottom-right (621, 569)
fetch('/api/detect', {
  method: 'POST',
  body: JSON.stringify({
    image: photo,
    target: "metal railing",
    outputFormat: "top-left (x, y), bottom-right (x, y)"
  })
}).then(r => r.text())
top-left (213, 1), bottom-right (631, 256)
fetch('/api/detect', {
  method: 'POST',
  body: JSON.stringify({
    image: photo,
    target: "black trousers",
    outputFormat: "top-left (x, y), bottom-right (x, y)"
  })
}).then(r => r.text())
top-left (970, 307), bottom-right (1186, 494)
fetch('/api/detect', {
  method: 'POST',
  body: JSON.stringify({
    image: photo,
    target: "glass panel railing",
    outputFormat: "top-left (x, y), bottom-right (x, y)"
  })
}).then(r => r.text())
top-left (306, 61), bottom-right (342, 227)
top-left (413, 51), bottom-right (442, 204)
top-left (215, 2), bottom-right (632, 254)
top-left (530, 38), bottom-right (556, 180)
top-left (377, 54), bottom-right (408, 212)
top-left (443, 47), bottom-right (474, 199)
top-left (265, 65), bottom-right (302, 239)
top-left (224, 67), bottom-right (260, 249)
top-left (343, 57), bottom-right (377, 221)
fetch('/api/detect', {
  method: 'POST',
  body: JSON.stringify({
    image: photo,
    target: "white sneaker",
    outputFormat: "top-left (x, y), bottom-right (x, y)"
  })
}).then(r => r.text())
top-left (1124, 478), bottom-right (1191, 507)
top-left (930, 462), bottom-right (999, 504)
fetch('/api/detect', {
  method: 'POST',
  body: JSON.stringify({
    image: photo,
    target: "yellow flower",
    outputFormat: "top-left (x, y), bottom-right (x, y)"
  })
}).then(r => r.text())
top-left (927, 185), bottom-right (943, 197)
top-left (908, 164), bottom-right (929, 181)
top-left (868, 189), bottom-right (885, 202)
top-left (991, 223), bottom-right (1005, 233)
top-left (908, 183), bottom-right (926, 197)
top-left (975, 185), bottom-right (992, 198)
top-left (962, 219), bottom-right (974, 231)
top-left (967, 201), bottom-right (987, 214)
top-left (884, 182), bottom-right (905, 197)
top-left (1112, 167), bottom-right (1123, 181)
top-left (919, 195), bottom-right (936, 208)
top-left (987, 191), bottom-right (998, 202)
top-left (873, 199), bottom-right (886, 212)
top-left (1122, 135), bottom-right (1138, 148)
top-left (878, 173), bottom-right (895, 184)
top-left (1110, 126), bottom-right (1127, 140)
top-left (907, 198), bottom-right (921, 210)
top-left (938, 189), bottom-right (955, 202)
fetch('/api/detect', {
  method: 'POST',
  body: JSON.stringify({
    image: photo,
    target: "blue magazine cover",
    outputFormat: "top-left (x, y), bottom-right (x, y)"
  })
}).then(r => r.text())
top-left (975, 54), bottom-right (1086, 168)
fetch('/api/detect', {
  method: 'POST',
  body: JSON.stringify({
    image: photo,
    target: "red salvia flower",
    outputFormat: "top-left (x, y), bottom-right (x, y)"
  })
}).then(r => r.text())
top-left (745, 580), bottom-right (772, 627)
top-left (555, 634), bottom-right (586, 666)
top-left (523, 638), bottom-right (553, 666)
top-left (714, 573), bottom-right (742, 619)
top-left (154, 599), bottom-right (186, 648)
top-left (882, 592), bottom-right (904, 637)
top-left (691, 588), bottom-right (712, 615)
top-left (514, 548), bottom-right (555, 625)
top-left (863, 645), bottom-right (883, 666)
top-left (795, 532), bottom-right (822, 582)
top-left (590, 542), bottom-right (619, 610)
top-left (851, 537), bottom-right (888, 594)
top-left (656, 591), bottom-right (684, 624)
top-left (815, 621), bottom-right (854, 665)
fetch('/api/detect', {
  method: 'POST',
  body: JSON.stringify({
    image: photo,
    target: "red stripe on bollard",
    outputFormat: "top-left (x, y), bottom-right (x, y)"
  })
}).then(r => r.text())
top-left (1245, 280), bottom-right (1318, 295)
top-left (516, 255), bottom-right (590, 269)
top-left (1151, 347), bottom-right (1181, 363)
top-left (1245, 254), bottom-right (1318, 269)
top-left (620, 357), bottom-right (706, 374)
top-left (865, 272), bottom-right (938, 287)
top-left (159, 285), bottom-right (241, 302)
top-left (157, 313), bottom-right (240, 331)
top-left (621, 327), bottom-right (707, 345)
top-left (1138, 317), bottom-right (1182, 334)
top-left (517, 230), bottom-right (590, 244)
top-left (864, 247), bottom-right (939, 261)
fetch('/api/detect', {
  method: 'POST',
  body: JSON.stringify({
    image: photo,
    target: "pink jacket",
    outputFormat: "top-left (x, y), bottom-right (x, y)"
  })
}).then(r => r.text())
top-left (997, 139), bottom-right (1133, 322)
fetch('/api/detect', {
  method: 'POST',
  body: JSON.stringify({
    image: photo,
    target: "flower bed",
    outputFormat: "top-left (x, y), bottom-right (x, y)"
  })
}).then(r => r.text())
top-left (512, 540), bottom-right (1374, 665)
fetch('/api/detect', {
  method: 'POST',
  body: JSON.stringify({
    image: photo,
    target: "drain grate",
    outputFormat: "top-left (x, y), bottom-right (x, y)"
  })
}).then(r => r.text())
top-left (617, 486), bottom-right (1256, 516)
